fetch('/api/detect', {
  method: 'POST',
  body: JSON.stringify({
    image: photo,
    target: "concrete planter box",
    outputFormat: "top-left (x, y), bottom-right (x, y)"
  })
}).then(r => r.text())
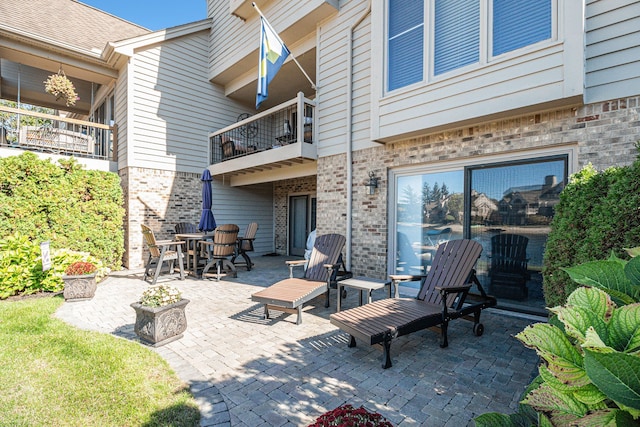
top-left (62, 274), bottom-right (97, 301)
top-left (131, 299), bottom-right (189, 347)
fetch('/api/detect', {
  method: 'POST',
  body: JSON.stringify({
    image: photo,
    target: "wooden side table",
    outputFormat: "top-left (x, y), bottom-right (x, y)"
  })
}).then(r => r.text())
top-left (337, 276), bottom-right (392, 312)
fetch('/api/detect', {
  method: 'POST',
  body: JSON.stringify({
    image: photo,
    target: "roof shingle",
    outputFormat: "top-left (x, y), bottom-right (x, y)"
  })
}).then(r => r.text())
top-left (0, 0), bottom-right (150, 54)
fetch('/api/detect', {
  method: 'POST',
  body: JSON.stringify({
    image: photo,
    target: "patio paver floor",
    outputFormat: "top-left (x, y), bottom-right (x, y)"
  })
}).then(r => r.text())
top-left (56, 255), bottom-right (540, 426)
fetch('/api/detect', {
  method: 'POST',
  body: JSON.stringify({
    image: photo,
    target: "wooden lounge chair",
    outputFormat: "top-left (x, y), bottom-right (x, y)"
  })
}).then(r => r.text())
top-left (141, 224), bottom-right (185, 285)
top-left (200, 224), bottom-right (240, 281)
top-left (488, 233), bottom-right (530, 300)
top-left (231, 222), bottom-right (258, 271)
top-left (251, 233), bottom-right (346, 325)
top-left (330, 239), bottom-right (496, 368)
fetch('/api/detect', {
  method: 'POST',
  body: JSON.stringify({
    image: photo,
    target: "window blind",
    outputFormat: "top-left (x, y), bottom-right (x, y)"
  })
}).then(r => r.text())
top-left (493, 0), bottom-right (552, 56)
top-left (434, 0), bottom-right (480, 76)
top-left (388, 0), bottom-right (424, 91)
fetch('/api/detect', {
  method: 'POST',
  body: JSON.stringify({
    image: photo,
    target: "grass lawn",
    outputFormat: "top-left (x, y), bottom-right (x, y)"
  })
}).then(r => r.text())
top-left (0, 296), bottom-right (200, 426)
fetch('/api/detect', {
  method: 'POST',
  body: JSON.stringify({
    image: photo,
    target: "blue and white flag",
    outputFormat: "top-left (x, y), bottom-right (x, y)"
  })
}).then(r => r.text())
top-left (256, 16), bottom-right (290, 109)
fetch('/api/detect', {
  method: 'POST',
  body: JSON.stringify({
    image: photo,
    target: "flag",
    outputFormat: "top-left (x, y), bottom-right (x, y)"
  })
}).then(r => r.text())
top-left (256, 16), bottom-right (290, 109)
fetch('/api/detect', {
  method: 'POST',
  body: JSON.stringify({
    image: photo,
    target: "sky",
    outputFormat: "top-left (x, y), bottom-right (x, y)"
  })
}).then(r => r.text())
top-left (80, 0), bottom-right (208, 31)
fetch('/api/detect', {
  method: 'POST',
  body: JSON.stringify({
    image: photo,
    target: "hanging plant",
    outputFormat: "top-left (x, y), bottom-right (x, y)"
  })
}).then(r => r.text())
top-left (44, 69), bottom-right (79, 107)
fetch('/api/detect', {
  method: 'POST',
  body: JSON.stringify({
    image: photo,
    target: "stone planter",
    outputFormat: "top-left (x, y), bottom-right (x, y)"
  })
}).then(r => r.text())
top-left (131, 299), bottom-right (189, 347)
top-left (62, 274), bottom-right (97, 301)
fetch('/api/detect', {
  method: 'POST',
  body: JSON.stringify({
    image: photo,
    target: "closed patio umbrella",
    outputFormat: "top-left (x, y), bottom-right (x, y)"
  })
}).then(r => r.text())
top-left (198, 169), bottom-right (217, 232)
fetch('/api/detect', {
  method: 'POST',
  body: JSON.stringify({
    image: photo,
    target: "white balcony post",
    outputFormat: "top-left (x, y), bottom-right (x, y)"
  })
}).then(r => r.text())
top-left (297, 92), bottom-right (305, 144)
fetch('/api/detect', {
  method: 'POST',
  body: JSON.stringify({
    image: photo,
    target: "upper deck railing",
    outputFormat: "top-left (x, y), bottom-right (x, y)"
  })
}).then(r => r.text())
top-left (209, 92), bottom-right (314, 165)
top-left (0, 105), bottom-right (116, 161)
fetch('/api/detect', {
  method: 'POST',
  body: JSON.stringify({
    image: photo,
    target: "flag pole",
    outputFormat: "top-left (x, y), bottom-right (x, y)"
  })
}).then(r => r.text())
top-left (252, 2), bottom-right (316, 90)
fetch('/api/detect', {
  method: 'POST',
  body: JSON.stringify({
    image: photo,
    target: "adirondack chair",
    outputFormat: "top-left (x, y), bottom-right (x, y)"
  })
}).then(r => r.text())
top-left (231, 222), bottom-right (258, 271)
top-left (330, 239), bottom-right (496, 368)
top-left (488, 233), bottom-right (530, 300)
top-left (199, 224), bottom-right (240, 281)
top-left (141, 224), bottom-right (185, 285)
top-left (251, 233), bottom-right (347, 325)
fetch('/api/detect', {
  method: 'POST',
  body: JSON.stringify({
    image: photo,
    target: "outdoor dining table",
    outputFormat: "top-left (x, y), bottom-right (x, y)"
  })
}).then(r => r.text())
top-left (175, 232), bottom-right (213, 277)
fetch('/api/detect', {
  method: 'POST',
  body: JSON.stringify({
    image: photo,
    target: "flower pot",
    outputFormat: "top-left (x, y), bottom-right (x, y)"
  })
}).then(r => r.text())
top-left (62, 274), bottom-right (97, 301)
top-left (131, 299), bottom-right (189, 347)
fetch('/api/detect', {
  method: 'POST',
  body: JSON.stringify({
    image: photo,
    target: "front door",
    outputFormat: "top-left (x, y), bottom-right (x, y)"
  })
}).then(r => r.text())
top-left (289, 195), bottom-right (316, 256)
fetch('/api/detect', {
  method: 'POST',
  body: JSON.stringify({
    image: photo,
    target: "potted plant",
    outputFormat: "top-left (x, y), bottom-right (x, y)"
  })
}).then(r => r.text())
top-left (43, 69), bottom-right (79, 107)
top-left (62, 261), bottom-right (98, 301)
top-left (131, 284), bottom-right (189, 347)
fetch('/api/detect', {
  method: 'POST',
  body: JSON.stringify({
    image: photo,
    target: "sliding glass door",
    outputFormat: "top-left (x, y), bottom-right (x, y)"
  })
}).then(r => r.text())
top-left (391, 154), bottom-right (568, 314)
top-left (466, 157), bottom-right (566, 313)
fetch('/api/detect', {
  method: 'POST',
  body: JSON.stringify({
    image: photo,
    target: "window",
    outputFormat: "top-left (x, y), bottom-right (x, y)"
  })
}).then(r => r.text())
top-left (391, 155), bottom-right (567, 315)
top-left (386, 0), bottom-right (553, 90)
top-left (492, 0), bottom-right (552, 56)
top-left (387, 0), bottom-right (424, 91)
top-left (434, 0), bottom-right (479, 76)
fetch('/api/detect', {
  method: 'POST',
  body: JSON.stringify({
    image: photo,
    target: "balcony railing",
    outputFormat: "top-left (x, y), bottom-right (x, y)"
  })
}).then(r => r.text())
top-left (209, 92), bottom-right (314, 165)
top-left (0, 105), bottom-right (116, 161)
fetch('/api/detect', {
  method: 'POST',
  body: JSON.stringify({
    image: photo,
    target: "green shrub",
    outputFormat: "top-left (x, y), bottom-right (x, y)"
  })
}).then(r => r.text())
top-left (0, 152), bottom-right (124, 269)
top-left (0, 234), bottom-right (107, 298)
top-left (543, 157), bottom-right (640, 307)
top-left (475, 249), bottom-right (640, 426)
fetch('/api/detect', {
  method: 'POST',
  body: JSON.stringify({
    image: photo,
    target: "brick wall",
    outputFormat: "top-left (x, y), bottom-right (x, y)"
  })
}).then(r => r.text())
top-left (318, 97), bottom-right (640, 279)
top-left (273, 176), bottom-right (317, 254)
top-left (120, 167), bottom-right (202, 268)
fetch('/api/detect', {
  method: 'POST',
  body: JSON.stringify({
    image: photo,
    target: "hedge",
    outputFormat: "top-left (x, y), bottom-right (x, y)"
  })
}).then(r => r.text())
top-left (543, 153), bottom-right (640, 307)
top-left (0, 152), bottom-right (124, 270)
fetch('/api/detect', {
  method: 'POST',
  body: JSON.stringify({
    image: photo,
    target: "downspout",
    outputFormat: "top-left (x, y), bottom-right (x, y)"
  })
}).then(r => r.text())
top-left (345, 1), bottom-right (371, 271)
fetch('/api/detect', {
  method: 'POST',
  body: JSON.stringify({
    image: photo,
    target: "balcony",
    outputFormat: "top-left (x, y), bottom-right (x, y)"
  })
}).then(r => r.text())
top-left (0, 105), bottom-right (115, 161)
top-left (209, 92), bottom-right (317, 185)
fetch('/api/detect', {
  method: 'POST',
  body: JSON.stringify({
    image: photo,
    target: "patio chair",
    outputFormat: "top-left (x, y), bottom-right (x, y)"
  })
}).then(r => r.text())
top-left (330, 239), bottom-right (496, 368)
top-left (141, 224), bottom-right (185, 285)
top-left (174, 222), bottom-right (199, 254)
top-left (220, 136), bottom-right (253, 160)
top-left (251, 233), bottom-right (347, 325)
top-left (231, 222), bottom-right (258, 271)
top-left (174, 222), bottom-right (198, 234)
top-left (199, 224), bottom-right (240, 281)
top-left (488, 233), bottom-right (530, 300)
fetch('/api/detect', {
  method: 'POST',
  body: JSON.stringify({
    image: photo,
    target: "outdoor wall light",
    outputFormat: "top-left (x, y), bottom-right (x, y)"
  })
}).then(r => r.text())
top-left (365, 171), bottom-right (379, 195)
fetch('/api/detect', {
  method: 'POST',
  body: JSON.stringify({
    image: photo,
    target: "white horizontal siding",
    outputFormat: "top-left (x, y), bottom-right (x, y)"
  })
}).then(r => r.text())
top-left (316, 1), bottom-right (371, 157)
top-left (587, 31), bottom-right (639, 59)
top-left (115, 63), bottom-right (129, 167)
top-left (379, 48), bottom-right (566, 128)
top-left (208, 181), bottom-right (275, 254)
top-left (127, 31), bottom-right (247, 173)
top-left (585, 0), bottom-right (640, 102)
top-left (350, 13), bottom-right (373, 152)
top-left (376, 44), bottom-right (575, 140)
